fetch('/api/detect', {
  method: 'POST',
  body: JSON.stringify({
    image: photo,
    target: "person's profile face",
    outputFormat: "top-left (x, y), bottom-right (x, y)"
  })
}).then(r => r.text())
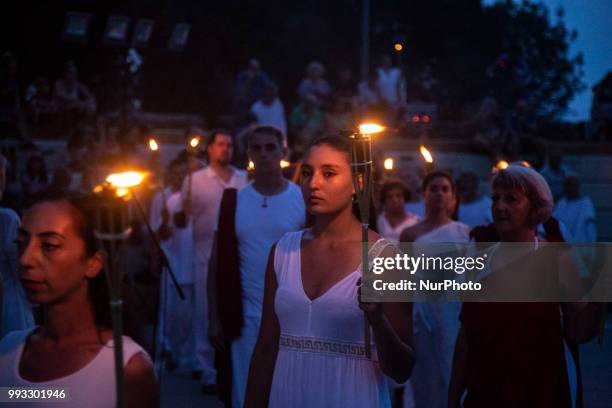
top-left (424, 176), bottom-right (455, 214)
top-left (491, 186), bottom-right (532, 235)
top-left (300, 144), bottom-right (354, 215)
top-left (248, 132), bottom-right (284, 173)
top-left (384, 188), bottom-right (406, 213)
top-left (207, 134), bottom-right (233, 166)
top-left (17, 201), bottom-right (101, 305)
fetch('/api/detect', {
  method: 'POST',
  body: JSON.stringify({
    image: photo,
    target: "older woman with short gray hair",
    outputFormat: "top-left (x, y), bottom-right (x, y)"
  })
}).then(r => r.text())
top-left (449, 163), bottom-right (605, 408)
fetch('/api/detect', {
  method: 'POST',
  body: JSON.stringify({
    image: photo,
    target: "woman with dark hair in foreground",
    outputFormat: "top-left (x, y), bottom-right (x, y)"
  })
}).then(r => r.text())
top-left (0, 193), bottom-right (158, 407)
top-left (245, 135), bottom-right (414, 407)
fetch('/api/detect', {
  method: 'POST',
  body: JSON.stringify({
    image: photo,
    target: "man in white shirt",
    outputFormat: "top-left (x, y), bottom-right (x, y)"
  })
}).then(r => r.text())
top-left (250, 83), bottom-right (287, 137)
top-left (457, 171), bottom-right (493, 228)
top-left (554, 175), bottom-right (597, 243)
top-left (209, 125), bottom-right (305, 407)
top-left (377, 54), bottom-right (406, 108)
top-left (150, 159), bottom-right (196, 371)
top-left (176, 131), bottom-right (248, 392)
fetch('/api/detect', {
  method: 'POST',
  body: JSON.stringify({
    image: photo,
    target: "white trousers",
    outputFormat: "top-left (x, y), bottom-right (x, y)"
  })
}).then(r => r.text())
top-left (231, 315), bottom-right (260, 408)
top-left (194, 259), bottom-right (216, 384)
top-left (158, 275), bottom-right (197, 369)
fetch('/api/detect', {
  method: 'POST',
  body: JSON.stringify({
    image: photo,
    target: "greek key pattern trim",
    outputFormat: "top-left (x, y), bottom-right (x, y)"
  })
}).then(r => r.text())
top-left (279, 334), bottom-right (376, 361)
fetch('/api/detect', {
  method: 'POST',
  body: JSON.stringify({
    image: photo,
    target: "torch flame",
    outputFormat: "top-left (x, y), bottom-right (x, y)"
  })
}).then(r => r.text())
top-left (420, 145), bottom-right (433, 163)
top-left (247, 161), bottom-right (255, 171)
top-left (383, 158), bottom-right (394, 171)
top-left (189, 137), bottom-right (200, 149)
top-left (496, 160), bottom-right (510, 170)
top-left (115, 188), bottom-right (130, 198)
top-left (359, 123), bottom-right (385, 135)
top-left (148, 138), bottom-right (159, 151)
top-left (280, 160), bottom-right (291, 169)
top-left (518, 160), bottom-right (531, 168)
top-left (106, 171), bottom-right (146, 188)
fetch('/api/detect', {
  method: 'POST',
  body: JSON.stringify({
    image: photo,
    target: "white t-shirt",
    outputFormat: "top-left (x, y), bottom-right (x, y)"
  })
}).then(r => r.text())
top-left (458, 196), bottom-right (493, 228)
top-left (554, 196), bottom-right (597, 243)
top-left (182, 166), bottom-right (248, 262)
top-left (377, 212), bottom-right (420, 244)
top-left (0, 329), bottom-right (150, 408)
top-left (235, 182), bottom-right (305, 319)
top-left (377, 67), bottom-right (403, 105)
top-left (250, 99), bottom-right (288, 137)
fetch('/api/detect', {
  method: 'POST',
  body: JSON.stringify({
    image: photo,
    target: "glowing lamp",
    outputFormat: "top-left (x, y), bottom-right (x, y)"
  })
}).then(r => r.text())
top-left (148, 138), bottom-right (159, 151)
top-left (358, 123), bottom-right (385, 135)
top-left (383, 158), bottom-right (394, 171)
top-left (420, 146), bottom-right (433, 164)
top-left (106, 171), bottom-right (146, 188)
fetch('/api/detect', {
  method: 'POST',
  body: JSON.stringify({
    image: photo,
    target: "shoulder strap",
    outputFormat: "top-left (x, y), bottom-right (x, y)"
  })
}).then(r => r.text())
top-left (364, 238), bottom-right (393, 273)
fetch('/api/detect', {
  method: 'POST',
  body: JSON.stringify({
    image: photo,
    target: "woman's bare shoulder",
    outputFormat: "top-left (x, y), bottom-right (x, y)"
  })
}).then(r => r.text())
top-left (399, 221), bottom-right (427, 242)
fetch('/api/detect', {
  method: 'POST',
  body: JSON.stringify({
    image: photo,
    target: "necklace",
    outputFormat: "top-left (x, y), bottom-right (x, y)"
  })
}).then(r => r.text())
top-left (256, 179), bottom-right (287, 208)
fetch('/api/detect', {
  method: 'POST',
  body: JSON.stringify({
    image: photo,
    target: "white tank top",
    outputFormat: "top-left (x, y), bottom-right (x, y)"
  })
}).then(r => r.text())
top-left (0, 329), bottom-right (150, 408)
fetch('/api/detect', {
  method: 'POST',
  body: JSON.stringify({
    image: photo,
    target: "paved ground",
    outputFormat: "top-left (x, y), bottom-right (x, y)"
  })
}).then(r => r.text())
top-left (160, 368), bottom-right (223, 408)
top-left (160, 316), bottom-right (612, 407)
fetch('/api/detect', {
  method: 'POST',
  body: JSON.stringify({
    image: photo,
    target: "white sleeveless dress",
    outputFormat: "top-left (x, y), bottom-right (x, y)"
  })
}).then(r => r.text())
top-left (0, 329), bottom-right (151, 408)
top-left (410, 221), bottom-right (470, 408)
top-left (269, 230), bottom-right (392, 408)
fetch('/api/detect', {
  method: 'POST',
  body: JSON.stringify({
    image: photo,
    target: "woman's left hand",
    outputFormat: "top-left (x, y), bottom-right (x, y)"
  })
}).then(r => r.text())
top-left (357, 278), bottom-right (385, 327)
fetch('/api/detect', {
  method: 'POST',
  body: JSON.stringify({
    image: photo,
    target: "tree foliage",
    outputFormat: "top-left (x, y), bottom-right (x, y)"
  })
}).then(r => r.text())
top-left (6, 0), bottom-right (585, 122)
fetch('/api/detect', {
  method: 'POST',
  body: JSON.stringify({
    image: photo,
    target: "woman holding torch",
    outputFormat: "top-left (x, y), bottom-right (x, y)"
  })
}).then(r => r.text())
top-left (0, 192), bottom-right (158, 407)
top-left (399, 171), bottom-right (470, 408)
top-left (245, 135), bottom-right (414, 408)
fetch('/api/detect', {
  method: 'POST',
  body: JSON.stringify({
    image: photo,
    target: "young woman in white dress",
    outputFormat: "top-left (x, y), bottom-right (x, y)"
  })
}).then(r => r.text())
top-left (245, 135), bottom-right (415, 408)
top-left (0, 193), bottom-right (158, 407)
top-left (399, 171), bottom-right (470, 408)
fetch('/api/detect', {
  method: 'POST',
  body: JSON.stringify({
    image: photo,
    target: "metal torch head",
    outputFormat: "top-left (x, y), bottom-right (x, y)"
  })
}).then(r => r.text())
top-left (347, 131), bottom-right (374, 223)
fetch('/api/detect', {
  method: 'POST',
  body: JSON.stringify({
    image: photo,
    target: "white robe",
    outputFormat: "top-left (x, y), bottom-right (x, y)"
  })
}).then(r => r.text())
top-left (0, 208), bottom-right (33, 338)
top-left (231, 183), bottom-right (305, 407)
top-left (410, 221), bottom-right (470, 408)
top-left (377, 213), bottom-right (420, 244)
top-left (183, 166), bottom-right (248, 383)
top-left (153, 191), bottom-right (197, 369)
